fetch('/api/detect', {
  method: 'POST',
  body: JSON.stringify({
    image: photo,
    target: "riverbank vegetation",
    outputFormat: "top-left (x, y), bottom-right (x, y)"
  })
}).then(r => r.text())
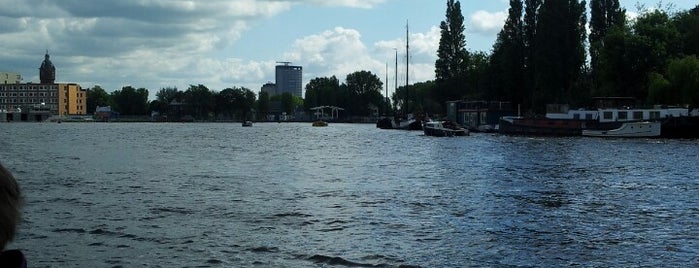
top-left (85, 1), bottom-right (699, 120)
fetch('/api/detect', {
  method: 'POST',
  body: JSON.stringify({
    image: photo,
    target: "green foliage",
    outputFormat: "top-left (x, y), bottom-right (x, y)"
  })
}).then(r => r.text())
top-left (589, 0), bottom-right (626, 90)
top-left (489, 0), bottom-right (525, 104)
top-left (86, 85), bottom-right (111, 113)
top-left (257, 91), bottom-right (270, 117)
top-left (156, 87), bottom-right (181, 104)
top-left (110, 86), bottom-right (149, 115)
top-left (394, 81), bottom-right (440, 115)
top-left (304, 76), bottom-right (340, 110)
top-left (183, 84), bottom-right (214, 119)
top-left (435, 0), bottom-right (469, 105)
top-left (532, 0), bottom-right (587, 111)
top-left (344, 71), bottom-right (384, 116)
top-left (673, 7), bottom-right (699, 56)
top-left (647, 72), bottom-right (672, 104)
top-left (632, 10), bottom-right (681, 74)
top-left (667, 56), bottom-right (699, 105)
top-left (216, 87), bottom-right (256, 120)
top-left (275, 92), bottom-right (302, 115)
top-left (522, 0), bottom-right (541, 110)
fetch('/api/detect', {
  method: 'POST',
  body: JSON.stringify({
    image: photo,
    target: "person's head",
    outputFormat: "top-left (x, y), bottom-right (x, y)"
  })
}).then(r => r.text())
top-left (0, 163), bottom-right (22, 251)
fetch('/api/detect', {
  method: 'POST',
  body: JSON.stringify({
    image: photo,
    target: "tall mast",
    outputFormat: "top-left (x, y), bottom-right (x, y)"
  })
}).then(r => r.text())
top-left (393, 48), bottom-right (398, 96)
top-left (385, 62), bottom-right (388, 114)
top-left (405, 21), bottom-right (409, 113)
top-left (406, 21), bottom-right (409, 88)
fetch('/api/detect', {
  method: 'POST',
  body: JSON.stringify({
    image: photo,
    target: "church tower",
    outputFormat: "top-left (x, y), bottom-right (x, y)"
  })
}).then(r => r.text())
top-left (39, 51), bottom-right (56, 84)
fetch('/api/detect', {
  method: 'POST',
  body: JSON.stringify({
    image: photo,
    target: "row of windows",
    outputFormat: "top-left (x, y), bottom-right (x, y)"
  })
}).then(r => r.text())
top-left (0, 85), bottom-right (57, 91)
top-left (0, 105), bottom-right (58, 110)
top-left (0, 99), bottom-right (56, 104)
top-left (0, 92), bottom-right (56, 97)
top-left (602, 111), bottom-right (661, 120)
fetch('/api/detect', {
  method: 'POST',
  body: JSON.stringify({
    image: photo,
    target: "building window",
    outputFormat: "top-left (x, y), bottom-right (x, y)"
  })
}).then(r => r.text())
top-left (618, 111), bottom-right (628, 120)
top-left (633, 111), bottom-right (643, 120)
top-left (603, 111), bottom-right (613, 120)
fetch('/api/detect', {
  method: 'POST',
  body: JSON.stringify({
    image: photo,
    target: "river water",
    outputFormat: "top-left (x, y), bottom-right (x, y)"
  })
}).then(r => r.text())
top-left (1, 122), bottom-right (698, 267)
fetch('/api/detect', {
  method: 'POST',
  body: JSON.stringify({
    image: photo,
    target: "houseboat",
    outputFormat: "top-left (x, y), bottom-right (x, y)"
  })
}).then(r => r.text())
top-left (499, 98), bottom-right (699, 138)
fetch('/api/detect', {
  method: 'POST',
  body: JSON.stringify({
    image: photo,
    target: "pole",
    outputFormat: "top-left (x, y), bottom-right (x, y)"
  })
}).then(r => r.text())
top-left (405, 21), bottom-right (409, 114)
top-left (394, 48), bottom-right (398, 113)
top-left (386, 62), bottom-right (389, 115)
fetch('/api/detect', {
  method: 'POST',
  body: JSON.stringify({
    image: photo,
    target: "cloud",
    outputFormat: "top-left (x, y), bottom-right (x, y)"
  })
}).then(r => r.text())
top-left (284, 27), bottom-right (383, 84)
top-left (283, 24), bottom-right (439, 91)
top-left (0, 0), bottom-right (434, 100)
top-left (469, 10), bottom-right (507, 35)
top-left (299, 0), bottom-right (388, 9)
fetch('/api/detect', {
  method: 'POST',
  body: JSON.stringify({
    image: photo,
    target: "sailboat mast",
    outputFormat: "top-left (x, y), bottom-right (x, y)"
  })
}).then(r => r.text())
top-left (385, 62), bottom-right (388, 114)
top-left (405, 21), bottom-right (409, 113)
top-left (394, 49), bottom-right (398, 92)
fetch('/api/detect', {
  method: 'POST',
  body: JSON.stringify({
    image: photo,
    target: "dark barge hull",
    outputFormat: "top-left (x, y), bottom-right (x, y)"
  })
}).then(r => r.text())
top-left (661, 116), bottom-right (699, 138)
top-left (498, 118), bottom-right (600, 136)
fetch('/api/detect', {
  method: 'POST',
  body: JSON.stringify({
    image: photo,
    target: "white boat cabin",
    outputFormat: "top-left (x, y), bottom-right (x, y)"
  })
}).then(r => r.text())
top-left (545, 104), bottom-right (688, 123)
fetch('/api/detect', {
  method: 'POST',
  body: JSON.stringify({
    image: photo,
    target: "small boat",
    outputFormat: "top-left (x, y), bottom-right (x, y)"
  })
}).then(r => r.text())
top-left (242, 121), bottom-right (253, 127)
top-left (312, 120), bottom-right (328, 127)
top-left (582, 121), bottom-right (660, 137)
top-left (423, 120), bottom-right (469, 137)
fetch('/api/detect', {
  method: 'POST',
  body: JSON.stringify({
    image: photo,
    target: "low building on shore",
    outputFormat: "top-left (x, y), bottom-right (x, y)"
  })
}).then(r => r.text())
top-left (0, 52), bottom-right (86, 122)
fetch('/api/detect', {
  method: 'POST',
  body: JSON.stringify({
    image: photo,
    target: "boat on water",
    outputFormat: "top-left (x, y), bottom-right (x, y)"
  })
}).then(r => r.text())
top-left (242, 121), bottom-right (253, 127)
top-left (312, 120), bottom-right (328, 127)
top-left (423, 120), bottom-right (469, 137)
top-left (499, 98), bottom-right (699, 138)
top-left (376, 23), bottom-right (423, 131)
top-left (582, 121), bottom-right (661, 137)
top-left (393, 114), bottom-right (422, 130)
top-left (376, 114), bottom-right (423, 130)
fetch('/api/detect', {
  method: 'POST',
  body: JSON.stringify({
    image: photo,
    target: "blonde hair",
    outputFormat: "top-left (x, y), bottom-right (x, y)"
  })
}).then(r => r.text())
top-left (0, 163), bottom-right (22, 251)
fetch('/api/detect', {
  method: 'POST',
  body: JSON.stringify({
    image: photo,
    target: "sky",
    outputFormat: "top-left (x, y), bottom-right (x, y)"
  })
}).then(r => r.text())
top-left (1, 0), bottom-right (697, 101)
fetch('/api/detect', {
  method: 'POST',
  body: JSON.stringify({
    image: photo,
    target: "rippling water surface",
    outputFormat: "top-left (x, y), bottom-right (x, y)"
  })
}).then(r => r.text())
top-left (2, 122), bottom-right (698, 267)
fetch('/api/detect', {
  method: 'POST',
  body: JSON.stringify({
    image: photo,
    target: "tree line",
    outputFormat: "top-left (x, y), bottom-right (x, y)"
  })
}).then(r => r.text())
top-left (85, 1), bottom-right (699, 119)
top-left (84, 70), bottom-right (387, 120)
top-left (427, 0), bottom-right (699, 115)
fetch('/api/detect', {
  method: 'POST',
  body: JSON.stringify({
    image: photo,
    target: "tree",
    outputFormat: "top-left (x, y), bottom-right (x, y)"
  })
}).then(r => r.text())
top-left (183, 84), bottom-right (214, 119)
top-left (489, 0), bottom-right (525, 104)
top-left (589, 0), bottom-right (626, 91)
top-left (257, 91), bottom-right (270, 120)
top-left (111, 86), bottom-right (149, 115)
top-left (533, 0), bottom-right (587, 111)
top-left (673, 6), bottom-right (699, 57)
top-left (149, 87), bottom-right (182, 116)
top-left (216, 87), bottom-right (256, 120)
top-left (86, 85), bottom-right (111, 113)
top-left (633, 10), bottom-right (681, 75)
top-left (394, 81), bottom-right (440, 115)
top-left (304, 76), bottom-right (340, 111)
top-left (463, 51), bottom-right (490, 100)
top-left (435, 0), bottom-right (469, 104)
top-left (278, 92), bottom-right (298, 115)
top-left (599, 9), bottom-right (681, 101)
top-left (597, 25), bottom-right (646, 98)
top-left (523, 0), bottom-right (541, 109)
top-left (344, 71), bottom-right (384, 116)
top-left (156, 87), bottom-right (181, 103)
top-left (666, 56), bottom-right (699, 105)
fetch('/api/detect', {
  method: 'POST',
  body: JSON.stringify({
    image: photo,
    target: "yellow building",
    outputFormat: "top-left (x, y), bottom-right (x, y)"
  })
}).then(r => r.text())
top-left (58, 83), bottom-right (87, 115)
